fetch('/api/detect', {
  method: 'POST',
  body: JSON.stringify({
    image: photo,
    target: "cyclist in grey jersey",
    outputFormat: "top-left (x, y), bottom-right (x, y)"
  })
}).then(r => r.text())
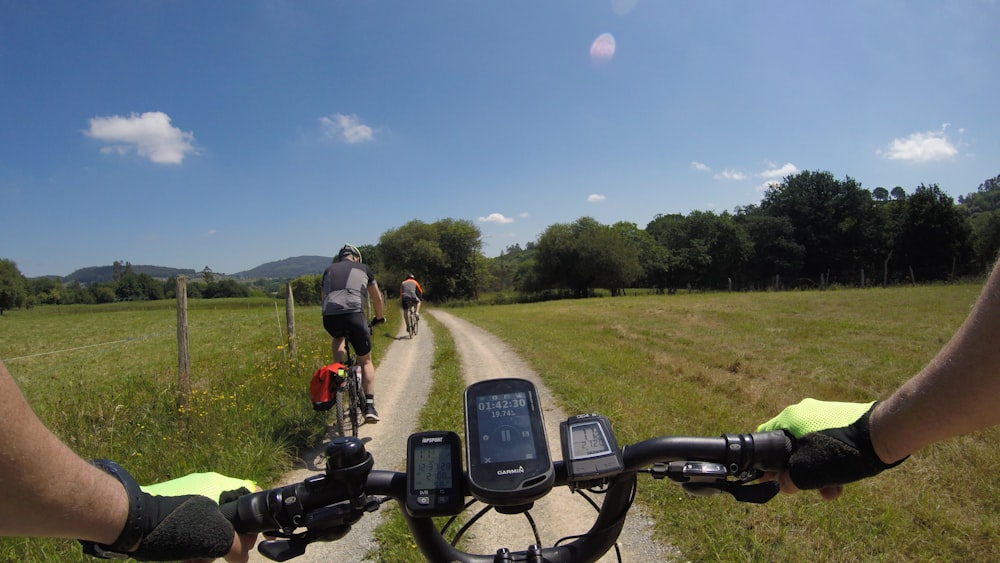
top-left (322, 244), bottom-right (386, 422)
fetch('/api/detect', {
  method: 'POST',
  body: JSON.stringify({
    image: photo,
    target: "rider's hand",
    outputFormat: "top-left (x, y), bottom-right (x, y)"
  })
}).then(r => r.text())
top-left (83, 466), bottom-right (259, 562)
top-left (756, 399), bottom-right (906, 500)
top-left (140, 472), bottom-right (260, 563)
top-left (369, 316), bottom-right (386, 327)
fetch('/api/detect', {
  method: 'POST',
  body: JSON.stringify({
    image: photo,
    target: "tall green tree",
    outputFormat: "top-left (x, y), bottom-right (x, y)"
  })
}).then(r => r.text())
top-left (959, 174), bottom-right (1000, 273)
top-left (611, 222), bottom-right (672, 292)
top-left (0, 259), bottom-right (27, 314)
top-left (756, 170), bottom-right (879, 284)
top-left (896, 184), bottom-right (971, 281)
top-left (436, 218), bottom-right (484, 300)
top-left (378, 218), bottom-right (483, 300)
top-left (535, 217), bottom-right (641, 297)
top-left (734, 207), bottom-right (805, 288)
top-left (646, 211), bottom-right (752, 290)
top-left (872, 188), bottom-right (909, 286)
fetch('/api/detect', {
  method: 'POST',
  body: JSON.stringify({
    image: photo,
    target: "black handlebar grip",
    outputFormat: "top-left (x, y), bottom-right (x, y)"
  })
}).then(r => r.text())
top-left (218, 498), bottom-right (239, 526)
top-left (751, 430), bottom-right (793, 471)
top-left (217, 487), bottom-right (289, 534)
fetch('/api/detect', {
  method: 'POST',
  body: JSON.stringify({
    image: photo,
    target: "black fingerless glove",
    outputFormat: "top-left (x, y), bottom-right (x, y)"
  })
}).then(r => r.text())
top-left (786, 404), bottom-right (906, 489)
top-left (758, 400), bottom-right (907, 490)
top-left (81, 461), bottom-right (236, 561)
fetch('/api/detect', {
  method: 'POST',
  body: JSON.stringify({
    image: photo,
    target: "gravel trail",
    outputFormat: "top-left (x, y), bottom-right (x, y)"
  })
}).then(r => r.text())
top-left (247, 310), bottom-right (680, 562)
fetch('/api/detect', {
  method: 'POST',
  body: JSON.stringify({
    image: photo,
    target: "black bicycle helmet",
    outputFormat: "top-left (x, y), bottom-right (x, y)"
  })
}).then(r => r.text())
top-left (336, 244), bottom-right (362, 262)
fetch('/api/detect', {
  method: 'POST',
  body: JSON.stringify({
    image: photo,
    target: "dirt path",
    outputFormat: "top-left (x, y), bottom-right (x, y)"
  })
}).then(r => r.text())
top-left (247, 321), bottom-right (435, 563)
top-left (248, 311), bottom-right (679, 562)
top-left (431, 310), bottom-right (680, 563)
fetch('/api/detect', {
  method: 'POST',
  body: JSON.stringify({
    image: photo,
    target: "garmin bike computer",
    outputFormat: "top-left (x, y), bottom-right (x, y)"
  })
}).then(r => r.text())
top-left (464, 378), bottom-right (554, 506)
top-left (559, 413), bottom-right (624, 490)
top-left (405, 431), bottom-right (464, 517)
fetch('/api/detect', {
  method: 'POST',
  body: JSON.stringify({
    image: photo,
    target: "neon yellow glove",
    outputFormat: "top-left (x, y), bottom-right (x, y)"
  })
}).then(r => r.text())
top-left (82, 465), bottom-right (257, 560)
top-left (142, 472), bottom-right (257, 504)
top-left (758, 399), bottom-right (905, 490)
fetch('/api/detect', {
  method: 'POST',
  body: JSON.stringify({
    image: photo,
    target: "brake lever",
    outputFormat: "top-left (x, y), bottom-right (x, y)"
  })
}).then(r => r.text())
top-left (681, 480), bottom-right (780, 504)
top-left (255, 496), bottom-right (393, 562)
top-left (257, 524), bottom-right (354, 562)
top-left (258, 538), bottom-right (309, 562)
top-left (651, 461), bottom-right (780, 504)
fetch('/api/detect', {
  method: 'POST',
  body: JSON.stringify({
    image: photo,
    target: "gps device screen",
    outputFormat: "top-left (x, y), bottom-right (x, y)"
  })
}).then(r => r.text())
top-left (464, 378), bottom-right (554, 506)
top-left (412, 440), bottom-right (455, 489)
top-left (475, 390), bottom-right (536, 464)
top-left (568, 419), bottom-right (613, 459)
top-left (559, 413), bottom-right (624, 489)
top-left (405, 431), bottom-right (463, 516)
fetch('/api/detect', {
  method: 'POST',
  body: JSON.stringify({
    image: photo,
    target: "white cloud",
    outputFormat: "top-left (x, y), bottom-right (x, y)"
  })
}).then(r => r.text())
top-left (880, 127), bottom-right (958, 162)
top-left (587, 194), bottom-right (606, 202)
top-left (714, 169), bottom-right (747, 180)
top-left (319, 113), bottom-right (375, 144)
top-left (478, 213), bottom-right (515, 224)
top-left (690, 161), bottom-right (710, 172)
top-left (519, 212), bottom-right (529, 219)
top-left (85, 111), bottom-right (195, 164)
top-left (760, 162), bottom-right (798, 180)
top-left (207, 229), bottom-right (217, 236)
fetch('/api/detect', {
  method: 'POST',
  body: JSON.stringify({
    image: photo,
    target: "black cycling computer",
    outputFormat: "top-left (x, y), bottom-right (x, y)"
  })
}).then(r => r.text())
top-left (559, 413), bottom-right (624, 490)
top-left (464, 378), bottom-right (554, 506)
top-left (405, 431), bottom-right (464, 517)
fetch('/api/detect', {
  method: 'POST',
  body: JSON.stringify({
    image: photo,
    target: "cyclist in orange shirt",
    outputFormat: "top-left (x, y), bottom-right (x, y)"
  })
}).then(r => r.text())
top-left (400, 274), bottom-right (423, 320)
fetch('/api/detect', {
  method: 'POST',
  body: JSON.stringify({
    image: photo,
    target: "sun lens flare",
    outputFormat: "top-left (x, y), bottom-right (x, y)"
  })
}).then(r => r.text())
top-left (589, 33), bottom-right (616, 64)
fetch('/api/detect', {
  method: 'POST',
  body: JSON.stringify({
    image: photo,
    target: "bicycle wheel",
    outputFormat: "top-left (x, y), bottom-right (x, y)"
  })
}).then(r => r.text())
top-left (333, 378), bottom-right (352, 438)
top-left (404, 306), bottom-right (414, 339)
top-left (412, 310), bottom-right (419, 336)
top-left (344, 367), bottom-right (362, 436)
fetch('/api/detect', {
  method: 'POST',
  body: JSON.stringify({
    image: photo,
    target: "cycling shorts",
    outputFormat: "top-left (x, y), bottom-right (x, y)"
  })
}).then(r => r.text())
top-left (401, 296), bottom-right (420, 309)
top-left (322, 312), bottom-right (372, 356)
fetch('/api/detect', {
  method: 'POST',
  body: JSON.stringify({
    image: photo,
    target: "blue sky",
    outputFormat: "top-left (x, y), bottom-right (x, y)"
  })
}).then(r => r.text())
top-left (2, 1), bottom-right (998, 278)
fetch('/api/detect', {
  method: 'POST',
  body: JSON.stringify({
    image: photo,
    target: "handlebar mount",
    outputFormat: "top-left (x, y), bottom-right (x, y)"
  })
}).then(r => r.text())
top-left (221, 427), bottom-right (790, 562)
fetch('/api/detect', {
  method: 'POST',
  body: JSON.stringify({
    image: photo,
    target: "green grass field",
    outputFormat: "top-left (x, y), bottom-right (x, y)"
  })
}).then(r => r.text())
top-left (0, 298), bottom-right (397, 561)
top-left (444, 284), bottom-right (1000, 562)
top-left (2, 284), bottom-right (998, 561)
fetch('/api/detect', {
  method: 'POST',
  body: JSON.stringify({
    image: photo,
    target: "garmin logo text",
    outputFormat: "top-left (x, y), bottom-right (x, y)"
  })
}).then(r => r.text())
top-left (496, 466), bottom-right (526, 476)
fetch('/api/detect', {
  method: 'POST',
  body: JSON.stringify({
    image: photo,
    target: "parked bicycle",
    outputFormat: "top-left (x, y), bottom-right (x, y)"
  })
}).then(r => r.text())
top-left (222, 377), bottom-right (790, 562)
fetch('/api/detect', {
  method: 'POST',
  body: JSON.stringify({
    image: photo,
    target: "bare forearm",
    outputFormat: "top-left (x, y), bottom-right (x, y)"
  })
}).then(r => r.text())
top-left (369, 283), bottom-right (385, 318)
top-left (0, 362), bottom-right (127, 543)
top-left (871, 262), bottom-right (1000, 463)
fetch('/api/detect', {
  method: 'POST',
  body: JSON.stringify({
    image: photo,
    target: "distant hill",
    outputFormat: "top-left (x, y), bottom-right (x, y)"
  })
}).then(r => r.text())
top-left (58, 256), bottom-right (332, 284)
top-left (232, 255), bottom-right (332, 279)
top-left (65, 265), bottom-right (198, 285)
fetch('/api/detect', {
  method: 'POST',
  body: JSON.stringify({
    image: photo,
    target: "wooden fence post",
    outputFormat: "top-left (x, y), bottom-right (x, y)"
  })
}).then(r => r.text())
top-left (176, 276), bottom-right (191, 406)
top-left (285, 282), bottom-right (296, 357)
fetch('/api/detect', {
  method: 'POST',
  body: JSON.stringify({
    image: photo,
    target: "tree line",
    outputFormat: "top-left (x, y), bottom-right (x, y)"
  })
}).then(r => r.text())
top-left (3, 170), bottom-right (999, 313)
top-left (485, 171), bottom-right (1000, 297)
top-left (0, 260), bottom-right (255, 313)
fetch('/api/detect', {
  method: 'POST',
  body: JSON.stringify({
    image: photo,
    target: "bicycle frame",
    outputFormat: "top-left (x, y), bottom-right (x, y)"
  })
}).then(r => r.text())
top-left (403, 299), bottom-right (419, 339)
top-left (330, 336), bottom-right (365, 437)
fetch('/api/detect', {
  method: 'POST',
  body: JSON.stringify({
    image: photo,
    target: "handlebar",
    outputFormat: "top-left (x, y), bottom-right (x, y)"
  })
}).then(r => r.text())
top-left (220, 430), bottom-right (791, 562)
